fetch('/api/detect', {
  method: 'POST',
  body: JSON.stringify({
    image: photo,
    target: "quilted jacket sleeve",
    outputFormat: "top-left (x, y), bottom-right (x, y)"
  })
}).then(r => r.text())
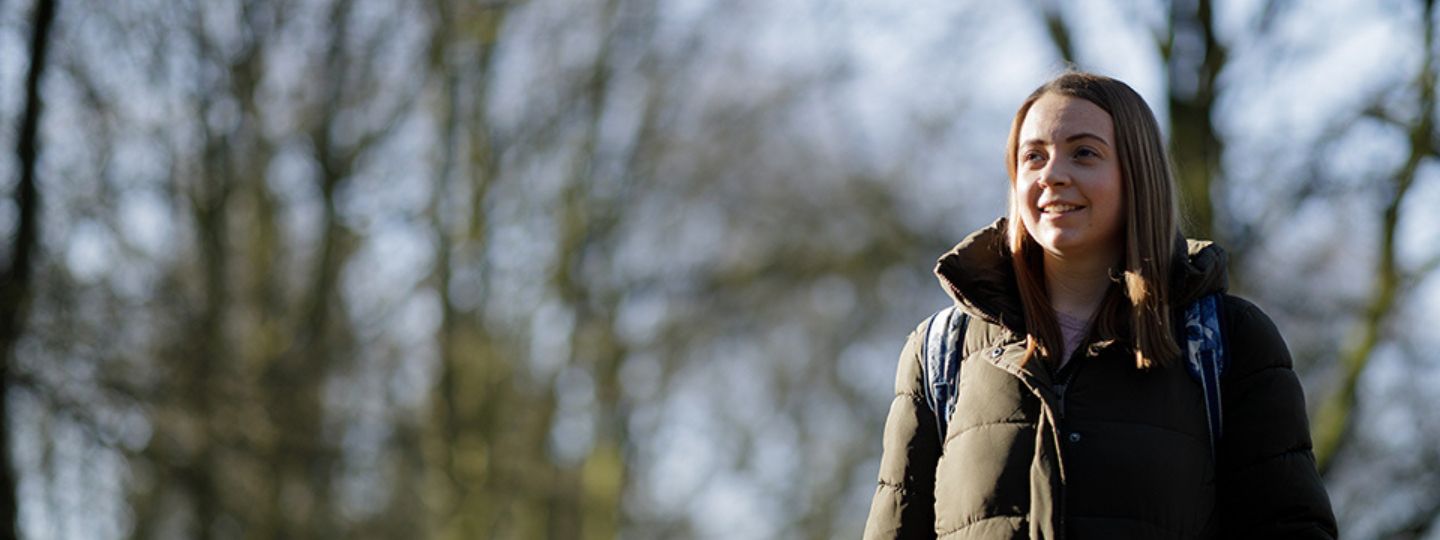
top-left (863, 324), bottom-right (942, 540)
top-left (1216, 297), bottom-right (1338, 538)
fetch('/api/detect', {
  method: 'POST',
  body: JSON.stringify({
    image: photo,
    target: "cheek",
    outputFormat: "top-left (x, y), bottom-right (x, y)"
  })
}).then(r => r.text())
top-left (1097, 176), bottom-right (1125, 228)
top-left (1014, 180), bottom-right (1040, 211)
top-left (1013, 186), bottom-right (1039, 229)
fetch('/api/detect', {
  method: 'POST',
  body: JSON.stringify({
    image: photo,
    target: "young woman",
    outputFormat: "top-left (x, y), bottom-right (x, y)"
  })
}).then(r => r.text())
top-left (863, 72), bottom-right (1337, 539)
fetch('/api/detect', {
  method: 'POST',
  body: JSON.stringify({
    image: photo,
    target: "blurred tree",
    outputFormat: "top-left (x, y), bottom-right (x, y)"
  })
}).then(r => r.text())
top-left (0, 1), bottom-right (57, 538)
top-left (1310, 0), bottom-right (1440, 476)
top-left (1163, 0), bottom-right (1225, 242)
top-left (421, 0), bottom-right (515, 537)
top-left (7, 0), bottom-right (942, 536)
top-left (423, 0), bottom-right (668, 537)
top-left (7, 0), bottom-right (1440, 538)
top-left (24, 0), bottom-right (425, 537)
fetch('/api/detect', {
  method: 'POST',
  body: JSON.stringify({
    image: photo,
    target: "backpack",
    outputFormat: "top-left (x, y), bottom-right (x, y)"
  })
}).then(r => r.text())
top-left (920, 293), bottom-right (1229, 456)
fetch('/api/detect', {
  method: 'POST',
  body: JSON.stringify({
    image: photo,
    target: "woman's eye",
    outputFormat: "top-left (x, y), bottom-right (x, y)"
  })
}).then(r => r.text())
top-left (1075, 147), bottom-right (1099, 159)
top-left (1023, 151), bottom-right (1045, 163)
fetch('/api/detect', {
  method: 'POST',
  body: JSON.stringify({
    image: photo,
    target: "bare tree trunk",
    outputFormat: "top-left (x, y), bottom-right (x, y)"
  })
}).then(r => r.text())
top-left (423, 1), bottom-right (511, 538)
top-left (0, 0), bottom-right (58, 537)
top-left (175, 4), bottom-right (256, 534)
top-left (1165, 0), bottom-right (1226, 242)
top-left (427, 0), bottom-right (466, 527)
top-left (1311, 0), bottom-right (1437, 473)
top-left (260, 3), bottom-right (355, 530)
top-left (549, 2), bottom-right (656, 536)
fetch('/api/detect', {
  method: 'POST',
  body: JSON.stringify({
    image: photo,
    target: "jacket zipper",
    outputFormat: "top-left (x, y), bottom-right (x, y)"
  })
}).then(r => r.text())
top-left (1051, 350), bottom-right (1086, 539)
top-left (993, 343), bottom-right (1084, 540)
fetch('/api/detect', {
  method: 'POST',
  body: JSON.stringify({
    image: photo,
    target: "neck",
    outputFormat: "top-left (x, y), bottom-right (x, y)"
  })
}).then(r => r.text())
top-left (1043, 247), bottom-right (1120, 320)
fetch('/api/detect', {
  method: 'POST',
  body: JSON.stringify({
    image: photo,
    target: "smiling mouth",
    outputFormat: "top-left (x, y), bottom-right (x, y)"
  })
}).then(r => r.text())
top-left (1042, 203), bottom-right (1085, 214)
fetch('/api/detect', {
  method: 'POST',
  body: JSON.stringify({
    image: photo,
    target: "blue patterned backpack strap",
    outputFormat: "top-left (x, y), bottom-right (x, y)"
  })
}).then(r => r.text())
top-left (1183, 293), bottom-right (1229, 458)
top-left (920, 306), bottom-right (970, 441)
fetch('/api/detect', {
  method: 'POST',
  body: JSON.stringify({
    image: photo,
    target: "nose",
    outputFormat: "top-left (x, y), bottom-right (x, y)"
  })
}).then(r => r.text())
top-left (1037, 161), bottom-right (1071, 188)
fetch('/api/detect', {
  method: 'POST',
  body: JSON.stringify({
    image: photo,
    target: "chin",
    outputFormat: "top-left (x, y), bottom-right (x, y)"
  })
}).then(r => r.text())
top-left (1036, 235), bottom-right (1085, 256)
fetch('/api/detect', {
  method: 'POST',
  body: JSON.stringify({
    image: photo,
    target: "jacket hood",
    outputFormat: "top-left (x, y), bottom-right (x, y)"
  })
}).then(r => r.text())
top-left (933, 217), bottom-right (1229, 333)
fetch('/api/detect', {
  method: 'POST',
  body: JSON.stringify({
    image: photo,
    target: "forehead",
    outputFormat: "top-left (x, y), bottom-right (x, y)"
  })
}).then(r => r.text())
top-left (1018, 93), bottom-right (1113, 143)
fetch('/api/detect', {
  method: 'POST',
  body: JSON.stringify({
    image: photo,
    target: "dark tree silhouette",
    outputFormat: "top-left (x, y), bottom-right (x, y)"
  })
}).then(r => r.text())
top-left (0, 0), bottom-right (57, 538)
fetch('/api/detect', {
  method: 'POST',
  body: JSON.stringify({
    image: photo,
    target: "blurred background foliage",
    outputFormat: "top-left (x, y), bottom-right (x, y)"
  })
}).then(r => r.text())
top-left (0, 0), bottom-right (1437, 538)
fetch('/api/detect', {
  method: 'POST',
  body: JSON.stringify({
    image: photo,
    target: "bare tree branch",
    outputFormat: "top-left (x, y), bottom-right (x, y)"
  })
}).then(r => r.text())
top-left (1034, 0), bottom-right (1076, 66)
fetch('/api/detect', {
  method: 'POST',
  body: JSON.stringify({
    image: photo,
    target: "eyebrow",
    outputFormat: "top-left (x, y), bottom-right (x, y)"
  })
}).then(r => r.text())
top-left (1020, 132), bottom-right (1111, 147)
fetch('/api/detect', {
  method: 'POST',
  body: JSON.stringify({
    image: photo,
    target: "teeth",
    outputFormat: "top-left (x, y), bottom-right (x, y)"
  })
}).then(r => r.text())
top-left (1044, 204), bottom-right (1079, 213)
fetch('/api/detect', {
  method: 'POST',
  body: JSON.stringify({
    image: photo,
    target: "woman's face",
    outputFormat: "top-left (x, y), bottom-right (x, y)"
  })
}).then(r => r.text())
top-left (1014, 93), bottom-right (1124, 262)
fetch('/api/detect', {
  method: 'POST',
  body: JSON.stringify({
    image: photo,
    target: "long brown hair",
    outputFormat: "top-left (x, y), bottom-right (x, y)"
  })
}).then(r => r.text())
top-left (1004, 71), bottom-right (1181, 370)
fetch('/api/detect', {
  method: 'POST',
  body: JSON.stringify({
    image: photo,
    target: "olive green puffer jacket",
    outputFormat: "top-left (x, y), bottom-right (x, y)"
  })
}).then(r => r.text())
top-left (863, 219), bottom-right (1337, 539)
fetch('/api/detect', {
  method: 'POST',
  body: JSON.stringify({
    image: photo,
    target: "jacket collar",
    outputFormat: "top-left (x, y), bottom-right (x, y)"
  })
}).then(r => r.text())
top-left (933, 217), bottom-right (1229, 334)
